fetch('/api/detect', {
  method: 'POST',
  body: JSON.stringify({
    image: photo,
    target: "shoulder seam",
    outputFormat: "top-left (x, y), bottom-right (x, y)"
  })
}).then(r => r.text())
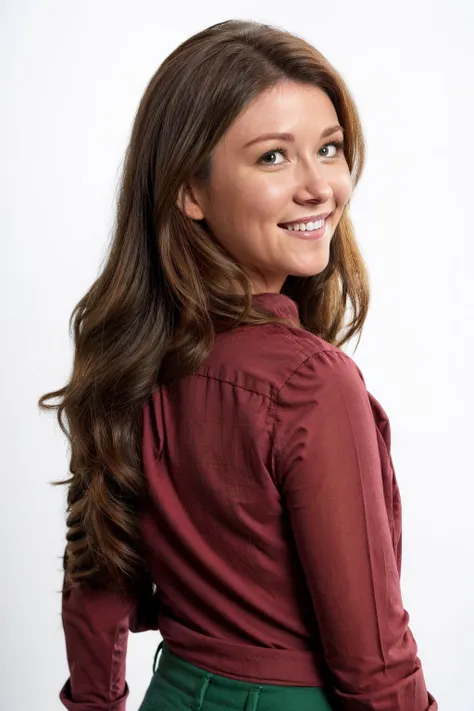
top-left (276, 345), bottom-right (350, 400)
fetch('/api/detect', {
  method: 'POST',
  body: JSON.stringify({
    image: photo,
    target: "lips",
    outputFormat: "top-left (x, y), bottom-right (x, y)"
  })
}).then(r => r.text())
top-left (278, 210), bottom-right (332, 228)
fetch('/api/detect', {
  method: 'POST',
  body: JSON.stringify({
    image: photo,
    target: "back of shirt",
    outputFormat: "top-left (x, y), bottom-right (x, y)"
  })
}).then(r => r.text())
top-left (59, 291), bottom-right (437, 711)
top-left (141, 292), bottom-right (329, 684)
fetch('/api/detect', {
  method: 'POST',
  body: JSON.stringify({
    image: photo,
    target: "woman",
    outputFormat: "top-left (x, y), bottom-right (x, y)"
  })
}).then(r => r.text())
top-left (40, 19), bottom-right (437, 711)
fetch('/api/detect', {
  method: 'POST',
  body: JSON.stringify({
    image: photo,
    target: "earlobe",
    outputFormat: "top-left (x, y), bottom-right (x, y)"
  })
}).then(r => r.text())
top-left (176, 183), bottom-right (205, 221)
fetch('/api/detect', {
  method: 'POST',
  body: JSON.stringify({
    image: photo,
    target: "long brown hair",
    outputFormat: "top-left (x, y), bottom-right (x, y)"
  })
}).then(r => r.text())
top-left (39, 19), bottom-right (370, 600)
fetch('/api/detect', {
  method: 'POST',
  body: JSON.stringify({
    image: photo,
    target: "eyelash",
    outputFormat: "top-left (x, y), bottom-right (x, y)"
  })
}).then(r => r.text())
top-left (258, 139), bottom-right (345, 165)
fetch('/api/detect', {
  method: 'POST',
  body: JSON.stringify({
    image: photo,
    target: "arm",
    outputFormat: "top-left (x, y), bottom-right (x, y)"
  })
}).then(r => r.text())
top-left (59, 577), bottom-right (136, 711)
top-left (59, 567), bottom-right (159, 711)
top-left (59, 399), bottom-right (161, 710)
top-left (275, 348), bottom-right (437, 710)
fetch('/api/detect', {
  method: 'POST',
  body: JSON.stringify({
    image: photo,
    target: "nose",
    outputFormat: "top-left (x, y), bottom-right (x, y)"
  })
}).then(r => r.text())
top-left (293, 160), bottom-right (332, 203)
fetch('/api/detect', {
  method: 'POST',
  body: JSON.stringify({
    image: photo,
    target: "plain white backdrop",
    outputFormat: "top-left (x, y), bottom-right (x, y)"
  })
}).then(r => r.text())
top-left (2, 1), bottom-right (473, 709)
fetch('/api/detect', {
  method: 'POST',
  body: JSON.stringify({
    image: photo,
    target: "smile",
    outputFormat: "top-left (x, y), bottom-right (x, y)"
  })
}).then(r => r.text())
top-left (281, 218), bottom-right (325, 232)
top-left (278, 217), bottom-right (329, 241)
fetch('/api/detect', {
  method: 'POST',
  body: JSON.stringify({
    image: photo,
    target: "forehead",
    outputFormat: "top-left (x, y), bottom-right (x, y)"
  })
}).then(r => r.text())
top-left (221, 82), bottom-right (340, 148)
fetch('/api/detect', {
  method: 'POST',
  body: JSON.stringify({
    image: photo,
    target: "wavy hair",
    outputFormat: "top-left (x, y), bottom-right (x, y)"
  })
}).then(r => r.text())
top-left (39, 19), bottom-right (370, 600)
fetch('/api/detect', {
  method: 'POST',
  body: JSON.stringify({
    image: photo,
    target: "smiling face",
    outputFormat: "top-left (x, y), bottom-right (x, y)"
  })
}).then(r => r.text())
top-left (181, 81), bottom-right (353, 293)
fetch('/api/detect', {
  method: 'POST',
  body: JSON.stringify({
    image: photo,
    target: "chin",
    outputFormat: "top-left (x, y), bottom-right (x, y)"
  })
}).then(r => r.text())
top-left (288, 259), bottom-right (330, 278)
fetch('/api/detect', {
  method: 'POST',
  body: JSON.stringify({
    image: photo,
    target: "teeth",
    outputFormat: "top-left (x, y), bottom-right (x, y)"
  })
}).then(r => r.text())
top-left (283, 219), bottom-right (324, 231)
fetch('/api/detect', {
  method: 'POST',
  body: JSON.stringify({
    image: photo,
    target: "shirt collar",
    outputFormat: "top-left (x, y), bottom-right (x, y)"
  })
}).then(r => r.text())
top-left (252, 292), bottom-right (300, 326)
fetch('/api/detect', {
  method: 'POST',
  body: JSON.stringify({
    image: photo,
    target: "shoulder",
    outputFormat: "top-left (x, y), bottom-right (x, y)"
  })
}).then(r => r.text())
top-left (270, 327), bottom-right (369, 416)
top-left (199, 321), bottom-right (366, 403)
top-left (276, 326), bottom-right (366, 394)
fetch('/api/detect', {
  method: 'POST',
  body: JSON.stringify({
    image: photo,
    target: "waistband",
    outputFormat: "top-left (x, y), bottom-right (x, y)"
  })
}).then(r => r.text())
top-left (158, 615), bottom-right (328, 686)
top-left (150, 640), bottom-right (335, 711)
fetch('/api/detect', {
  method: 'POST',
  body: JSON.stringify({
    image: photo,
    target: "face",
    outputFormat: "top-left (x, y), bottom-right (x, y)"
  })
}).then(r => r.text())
top-left (182, 81), bottom-right (353, 293)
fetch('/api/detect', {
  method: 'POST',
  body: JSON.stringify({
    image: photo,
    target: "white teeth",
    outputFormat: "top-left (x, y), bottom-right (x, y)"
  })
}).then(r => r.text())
top-left (283, 219), bottom-right (324, 232)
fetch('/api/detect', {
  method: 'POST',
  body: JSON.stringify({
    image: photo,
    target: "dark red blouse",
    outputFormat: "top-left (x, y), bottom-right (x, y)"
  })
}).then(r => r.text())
top-left (59, 291), bottom-right (437, 710)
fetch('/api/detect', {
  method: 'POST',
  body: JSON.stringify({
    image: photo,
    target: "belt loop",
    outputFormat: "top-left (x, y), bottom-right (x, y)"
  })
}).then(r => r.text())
top-left (192, 673), bottom-right (212, 711)
top-left (152, 640), bottom-right (164, 674)
top-left (245, 686), bottom-right (263, 711)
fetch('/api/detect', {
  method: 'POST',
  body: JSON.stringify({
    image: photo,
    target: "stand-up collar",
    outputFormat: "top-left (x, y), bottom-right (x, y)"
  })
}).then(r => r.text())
top-left (252, 292), bottom-right (300, 326)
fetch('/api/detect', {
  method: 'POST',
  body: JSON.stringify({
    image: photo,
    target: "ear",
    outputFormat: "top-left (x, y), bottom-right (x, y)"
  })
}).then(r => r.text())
top-left (176, 182), bottom-right (205, 221)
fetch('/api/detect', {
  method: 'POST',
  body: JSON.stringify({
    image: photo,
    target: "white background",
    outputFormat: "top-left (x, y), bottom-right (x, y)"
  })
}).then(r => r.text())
top-left (2, 1), bottom-right (473, 709)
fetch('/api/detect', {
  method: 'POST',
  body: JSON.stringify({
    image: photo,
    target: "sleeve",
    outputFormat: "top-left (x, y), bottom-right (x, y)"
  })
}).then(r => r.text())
top-left (274, 348), bottom-right (437, 711)
top-left (59, 573), bottom-right (160, 711)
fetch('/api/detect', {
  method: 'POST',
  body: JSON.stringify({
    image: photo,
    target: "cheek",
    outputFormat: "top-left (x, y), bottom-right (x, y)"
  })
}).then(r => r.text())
top-left (333, 169), bottom-right (352, 203)
top-left (235, 178), bottom-right (289, 224)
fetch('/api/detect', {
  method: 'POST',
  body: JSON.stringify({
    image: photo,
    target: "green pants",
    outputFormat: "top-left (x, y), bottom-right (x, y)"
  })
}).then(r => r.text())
top-left (138, 640), bottom-right (336, 711)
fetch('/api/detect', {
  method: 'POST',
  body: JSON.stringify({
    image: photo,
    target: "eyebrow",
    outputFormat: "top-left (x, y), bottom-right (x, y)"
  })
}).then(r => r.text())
top-left (243, 124), bottom-right (345, 149)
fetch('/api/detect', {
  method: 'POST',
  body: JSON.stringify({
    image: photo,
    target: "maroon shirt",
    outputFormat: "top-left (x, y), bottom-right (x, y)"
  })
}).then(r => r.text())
top-left (60, 291), bottom-right (437, 710)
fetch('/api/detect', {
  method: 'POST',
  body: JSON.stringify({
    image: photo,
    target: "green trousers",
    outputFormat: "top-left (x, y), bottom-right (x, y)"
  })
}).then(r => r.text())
top-left (138, 640), bottom-right (337, 711)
